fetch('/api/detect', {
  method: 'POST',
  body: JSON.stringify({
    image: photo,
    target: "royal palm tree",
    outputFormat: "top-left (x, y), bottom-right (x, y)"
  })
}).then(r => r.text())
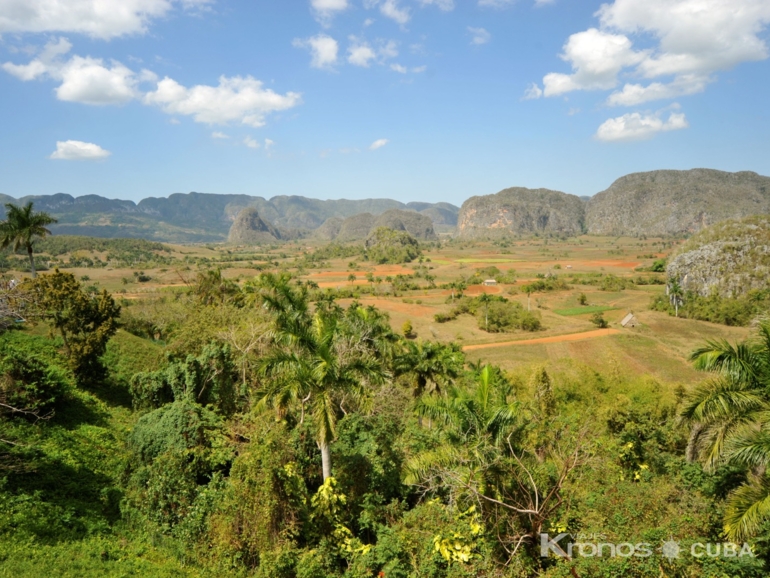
top-left (394, 339), bottom-right (464, 400)
top-left (257, 278), bottom-right (387, 481)
top-left (681, 320), bottom-right (770, 541)
top-left (477, 293), bottom-right (492, 331)
top-left (0, 202), bottom-right (57, 278)
top-left (406, 364), bottom-right (523, 489)
top-left (669, 279), bottom-right (684, 317)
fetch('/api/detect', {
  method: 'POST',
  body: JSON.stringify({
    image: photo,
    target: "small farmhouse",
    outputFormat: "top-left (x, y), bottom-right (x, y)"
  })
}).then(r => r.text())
top-left (482, 279), bottom-right (497, 286)
top-left (621, 313), bottom-right (639, 328)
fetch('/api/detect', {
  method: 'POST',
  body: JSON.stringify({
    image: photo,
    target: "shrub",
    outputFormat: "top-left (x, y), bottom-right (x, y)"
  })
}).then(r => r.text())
top-left (25, 270), bottom-right (120, 386)
top-left (0, 349), bottom-right (69, 418)
top-left (591, 312), bottom-right (609, 328)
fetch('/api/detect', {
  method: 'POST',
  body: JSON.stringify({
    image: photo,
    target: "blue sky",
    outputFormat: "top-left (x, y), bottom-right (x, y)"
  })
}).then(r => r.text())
top-left (1, 0), bottom-right (769, 205)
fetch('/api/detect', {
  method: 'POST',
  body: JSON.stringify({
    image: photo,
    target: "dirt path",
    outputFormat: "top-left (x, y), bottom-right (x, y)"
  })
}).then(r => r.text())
top-left (462, 328), bottom-right (621, 351)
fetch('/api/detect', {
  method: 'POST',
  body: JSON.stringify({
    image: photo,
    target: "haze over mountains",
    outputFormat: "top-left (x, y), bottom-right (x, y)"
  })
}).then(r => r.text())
top-left (2, 169), bottom-right (769, 242)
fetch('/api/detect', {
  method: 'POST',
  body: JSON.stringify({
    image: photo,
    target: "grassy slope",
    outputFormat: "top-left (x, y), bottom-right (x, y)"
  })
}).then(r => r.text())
top-left (0, 330), bottom-right (206, 577)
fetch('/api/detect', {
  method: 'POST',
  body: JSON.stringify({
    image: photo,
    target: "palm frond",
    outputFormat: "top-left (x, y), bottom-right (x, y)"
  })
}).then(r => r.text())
top-left (680, 376), bottom-right (766, 424)
top-left (724, 475), bottom-right (770, 542)
top-left (690, 340), bottom-right (762, 383)
top-left (724, 423), bottom-right (770, 469)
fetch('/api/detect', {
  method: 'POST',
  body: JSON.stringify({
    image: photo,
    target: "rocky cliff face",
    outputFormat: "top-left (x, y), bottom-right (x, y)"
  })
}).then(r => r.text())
top-left (586, 169), bottom-right (770, 236)
top-left (456, 187), bottom-right (585, 237)
top-left (667, 215), bottom-right (770, 298)
top-left (227, 208), bottom-right (280, 244)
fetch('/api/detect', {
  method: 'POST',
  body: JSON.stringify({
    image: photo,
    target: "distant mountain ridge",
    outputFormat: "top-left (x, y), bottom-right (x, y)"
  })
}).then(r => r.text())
top-left (0, 192), bottom-right (458, 243)
top-left (456, 169), bottom-right (770, 238)
top-left (3, 168), bottom-right (770, 242)
top-left (586, 169), bottom-right (770, 236)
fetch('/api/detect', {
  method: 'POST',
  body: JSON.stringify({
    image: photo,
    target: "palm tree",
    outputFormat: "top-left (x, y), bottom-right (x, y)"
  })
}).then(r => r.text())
top-left (681, 320), bottom-right (770, 541)
top-left (669, 279), bottom-right (684, 317)
top-left (406, 364), bottom-right (523, 491)
top-left (257, 279), bottom-right (387, 481)
top-left (394, 339), bottom-right (464, 400)
top-left (477, 293), bottom-right (492, 332)
top-left (0, 202), bottom-right (57, 278)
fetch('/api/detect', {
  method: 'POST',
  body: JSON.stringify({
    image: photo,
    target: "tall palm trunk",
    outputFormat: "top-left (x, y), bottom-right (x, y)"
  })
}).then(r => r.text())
top-left (320, 441), bottom-right (332, 480)
top-left (26, 244), bottom-right (36, 278)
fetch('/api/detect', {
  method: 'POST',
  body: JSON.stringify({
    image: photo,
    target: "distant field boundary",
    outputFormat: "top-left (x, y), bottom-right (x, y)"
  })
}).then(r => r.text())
top-left (454, 258), bottom-right (522, 263)
top-left (554, 305), bottom-right (617, 316)
top-left (462, 328), bottom-right (620, 351)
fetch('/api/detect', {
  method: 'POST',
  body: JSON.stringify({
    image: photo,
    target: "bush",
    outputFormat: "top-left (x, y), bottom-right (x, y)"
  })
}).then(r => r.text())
top-left (130, 342), bottom-right (237, 415)
top-left (441, 296), bottom-right (541, 332)
top-left (521, 275), bottom-right (570, 293)
top-left (0, 349), bottom-right (69, 418)
top-left (590, 312), bottom-right (609, 328)
top-left (25, 270), bottom-right (120, 386)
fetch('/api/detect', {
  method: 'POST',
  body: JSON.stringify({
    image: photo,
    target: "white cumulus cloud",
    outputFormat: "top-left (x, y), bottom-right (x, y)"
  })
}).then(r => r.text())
top-left (390, 63), bottom-right (407, 73)
top-left (535, 0), bottom-right (770, 106)
top-left (542, 28), bottom-right (645, 96)
top-left (50, 140), bottom-right (111, 160)
top-left (595, 110), bottom-right (688, 142)
top-left (243, 136), bottom-right (259, 148)
top-left (294, 34), bottom-right (339, 69)
top-left (311, 0), bottom-right (348, 25)
top-left (3, 38), bottom-right (302, 128)
top-left (212, 131), bottom-right (229, 139)
top-left (0, 0), bottom-right (212, 40)
top-left (2, 37), bottom-right (153, 105)
top-left (348, 40), bottom-right (377, 67)
top-left (56, 56), bottom-right (141, 104)
top-left (369, 138), bottom-right (389, 150)
top-left (468, 27), bottom-right (491, 45)
top-left (143, 75), bottom-right (301, 126)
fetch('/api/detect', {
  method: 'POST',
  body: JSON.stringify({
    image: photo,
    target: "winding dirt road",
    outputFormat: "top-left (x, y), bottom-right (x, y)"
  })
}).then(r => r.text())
top-left (462, 328), bottom-right (621, 351)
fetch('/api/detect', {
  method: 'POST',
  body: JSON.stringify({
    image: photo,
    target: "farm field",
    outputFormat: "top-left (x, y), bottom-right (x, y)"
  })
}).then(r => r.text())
top-left (4, 233), bottom-right (749, 387)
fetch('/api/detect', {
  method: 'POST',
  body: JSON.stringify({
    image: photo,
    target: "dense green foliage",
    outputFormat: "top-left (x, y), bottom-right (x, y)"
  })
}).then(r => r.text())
top-left (651, 289), bottom-right (770, 326)
top-left (435, 295), bottom-right (542, 332)
top-left (364, 227), bottom-right (421, 264)
top-left (1, 266), bottom-right (769, 577)
top-left (25, 270), bottom-right (121, 385)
